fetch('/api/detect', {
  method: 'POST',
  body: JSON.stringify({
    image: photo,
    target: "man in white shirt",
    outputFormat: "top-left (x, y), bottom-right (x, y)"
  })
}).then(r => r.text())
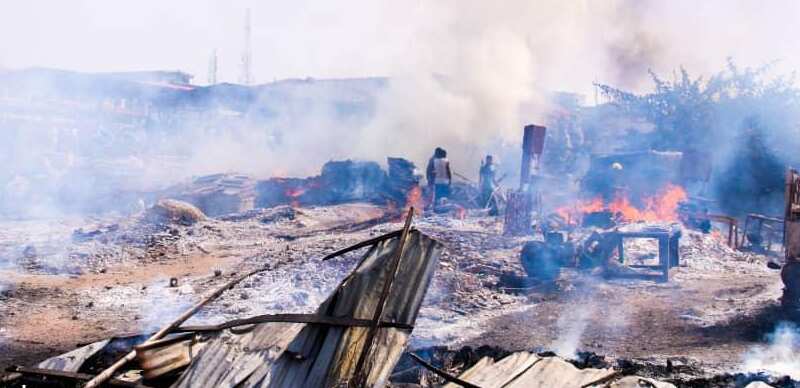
top-left (426, 147), bottom-right (452, 203)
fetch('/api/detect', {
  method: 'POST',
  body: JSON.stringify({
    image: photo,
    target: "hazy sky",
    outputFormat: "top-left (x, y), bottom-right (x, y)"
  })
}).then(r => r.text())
top-left (0, 1), bottom-right (418, 83)
top-left (2, 0), bottom-right (800, 94)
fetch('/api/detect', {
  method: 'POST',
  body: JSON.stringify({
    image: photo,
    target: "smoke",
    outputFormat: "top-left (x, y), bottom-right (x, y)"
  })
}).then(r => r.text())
top-left (548, 276), bottom-right (632, 359)
top-left (4, 1), bottom-right (800, 218)
top-left (551, 300), bottom-right (596, 359)
top-left (742, 322), bottom-right (800, 379)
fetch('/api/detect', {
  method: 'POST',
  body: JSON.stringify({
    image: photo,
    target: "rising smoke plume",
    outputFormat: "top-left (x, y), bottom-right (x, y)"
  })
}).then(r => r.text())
top-left (2, 1), bottom-right (800, 217)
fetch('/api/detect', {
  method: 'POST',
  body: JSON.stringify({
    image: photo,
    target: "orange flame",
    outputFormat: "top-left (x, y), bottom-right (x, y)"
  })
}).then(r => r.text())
top-left (555, 197), bottom-right (604, 224)
top-left (555, 184), bottom-right (687, 224)
top-left (285, 187), bottom-right (307, 198)
top-left (284, 187), bottom-right (307, 208)
top-left (403, 185), bottom-right (425, 216)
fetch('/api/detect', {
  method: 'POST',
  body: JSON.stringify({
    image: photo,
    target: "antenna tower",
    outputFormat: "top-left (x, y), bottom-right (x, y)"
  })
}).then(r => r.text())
top-left (239, 8), bottom-right (253, 85)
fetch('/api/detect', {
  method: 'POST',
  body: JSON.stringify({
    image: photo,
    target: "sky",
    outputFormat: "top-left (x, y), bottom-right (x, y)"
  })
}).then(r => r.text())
top-left (2, 0), bottom-right (800, 96)
top-left (0, 1), bottom-right (417, 83)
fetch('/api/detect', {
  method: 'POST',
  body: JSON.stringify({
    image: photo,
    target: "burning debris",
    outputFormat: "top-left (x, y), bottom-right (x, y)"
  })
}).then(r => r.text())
top-left (554, 183), bottom-right (687, 228)
top-left (167, 174), bottom-right (257, 217)
top-left (255, 158), bottom-right (422, 212)
top-left (5, 31), bottom-right (800, 387)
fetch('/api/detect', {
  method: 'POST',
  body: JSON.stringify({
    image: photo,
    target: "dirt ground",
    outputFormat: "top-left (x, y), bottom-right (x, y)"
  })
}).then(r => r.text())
top-left (0, 202), bottom-right (788, 380)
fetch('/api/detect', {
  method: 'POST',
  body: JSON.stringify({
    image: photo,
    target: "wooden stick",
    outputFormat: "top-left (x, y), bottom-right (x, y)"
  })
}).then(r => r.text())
top-left (84, 267), bottom-right (269, 388)
top-left (452, 171), bottom-right (475, 184)
top-left (351, 207), bottom-right (415, 386)
top-left (407, 353), bottom-right (483, 388)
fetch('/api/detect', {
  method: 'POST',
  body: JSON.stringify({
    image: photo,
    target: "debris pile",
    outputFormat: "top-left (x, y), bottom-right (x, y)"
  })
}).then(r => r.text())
top-left (169, 174), bottom-right (257, 217)
top-left (4, 213), bottom-right (445, 388)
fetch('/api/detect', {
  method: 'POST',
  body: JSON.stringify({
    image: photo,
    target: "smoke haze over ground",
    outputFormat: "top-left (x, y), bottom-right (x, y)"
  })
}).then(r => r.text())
top-left (5, 3), bottom-right (800, 383)
top-left (2, 1), bottom-right (800, 218)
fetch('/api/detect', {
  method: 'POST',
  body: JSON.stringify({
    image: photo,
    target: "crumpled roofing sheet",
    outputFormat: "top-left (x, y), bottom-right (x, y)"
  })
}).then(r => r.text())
top-left (444, 351), bottom-right (677, 388)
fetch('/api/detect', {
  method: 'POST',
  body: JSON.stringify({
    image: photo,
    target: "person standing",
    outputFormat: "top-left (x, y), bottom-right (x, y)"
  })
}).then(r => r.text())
top-left (426, 148), bottom-right (440, 205)
top-left (479, 155), bottom-right (499, 215)
top-left (427, 147), bottom-right (452, 203)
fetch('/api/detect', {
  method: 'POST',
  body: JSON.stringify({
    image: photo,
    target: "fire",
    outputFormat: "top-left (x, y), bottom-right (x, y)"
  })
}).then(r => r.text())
top-left (284, 187), bottom-right (307, 208)
top-left (282, 180), bottom-right (321, 208)
top-left (555, 197), bottom-right (603, 222)
top-left (555, 184), bottom-right (688, 223)
top-left (285, 187), bottom-right (307, 198)
top-left (403, 185), bottom-right (425, 216)
top-left (620, 183), bottom-right (687, 222)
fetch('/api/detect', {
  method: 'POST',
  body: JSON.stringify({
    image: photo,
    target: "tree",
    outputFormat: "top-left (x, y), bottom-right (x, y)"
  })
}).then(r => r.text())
top-left (595, 60), bottom-right (800, 216)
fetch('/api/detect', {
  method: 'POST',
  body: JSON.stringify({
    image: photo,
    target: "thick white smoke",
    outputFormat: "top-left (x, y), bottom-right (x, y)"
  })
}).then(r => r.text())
top-left (742, 322), bottom-right (800, 379)
top-left (3, 0), bottom-right (800, 215)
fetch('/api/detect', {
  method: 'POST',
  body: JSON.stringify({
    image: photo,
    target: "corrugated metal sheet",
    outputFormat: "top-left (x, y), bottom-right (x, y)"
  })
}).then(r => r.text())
top-left (444, 352), bottom-right (678, 388)
top-left (37, 339), bottom-right (110, 372)
top-left (171, 230), bottom-right (442, 388)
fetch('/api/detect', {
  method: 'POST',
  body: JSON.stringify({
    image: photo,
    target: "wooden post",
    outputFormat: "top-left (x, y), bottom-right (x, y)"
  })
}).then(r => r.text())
top-left (503, 190), bottom-right (533, 236)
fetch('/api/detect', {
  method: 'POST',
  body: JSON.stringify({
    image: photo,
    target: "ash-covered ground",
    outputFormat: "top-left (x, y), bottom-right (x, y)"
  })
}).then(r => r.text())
top-left (0, 203), bottom-right (791, 382)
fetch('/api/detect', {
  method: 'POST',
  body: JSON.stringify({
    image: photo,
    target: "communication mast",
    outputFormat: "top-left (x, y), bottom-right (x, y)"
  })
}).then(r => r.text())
top-left (239, 8), bottom-right (254, 85)
top-left (208, 49), bottom-right (218, 85)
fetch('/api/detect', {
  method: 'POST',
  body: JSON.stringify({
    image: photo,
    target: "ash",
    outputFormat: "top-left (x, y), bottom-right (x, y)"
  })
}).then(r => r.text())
top-left (0, 203), bottom-right (786, 382)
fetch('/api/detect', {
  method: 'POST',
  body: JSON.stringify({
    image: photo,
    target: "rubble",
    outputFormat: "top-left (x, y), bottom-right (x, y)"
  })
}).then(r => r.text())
top-left (0, 200), bottom-right (791, 386)
top-left (169, 174), bottom-right (257, 217)
top-left (6, 215), bottom-right (444, 388)
top-left (0, 153), bottom-right (794, 387)
top-left (255, 158), bottom-right (420, 210)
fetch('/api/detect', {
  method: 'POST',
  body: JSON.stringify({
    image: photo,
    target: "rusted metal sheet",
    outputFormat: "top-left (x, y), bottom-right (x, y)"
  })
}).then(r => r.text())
top-left (171, 230), bottom-right (442, 388)
top-left (785, 169), bottom-right (800, 259)
top-left (135, 333), bottom-right (206, 380)
top-left (782, 169), bottom-right (800, 307)
top-left (520, 124), bottom-right (546, 189)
